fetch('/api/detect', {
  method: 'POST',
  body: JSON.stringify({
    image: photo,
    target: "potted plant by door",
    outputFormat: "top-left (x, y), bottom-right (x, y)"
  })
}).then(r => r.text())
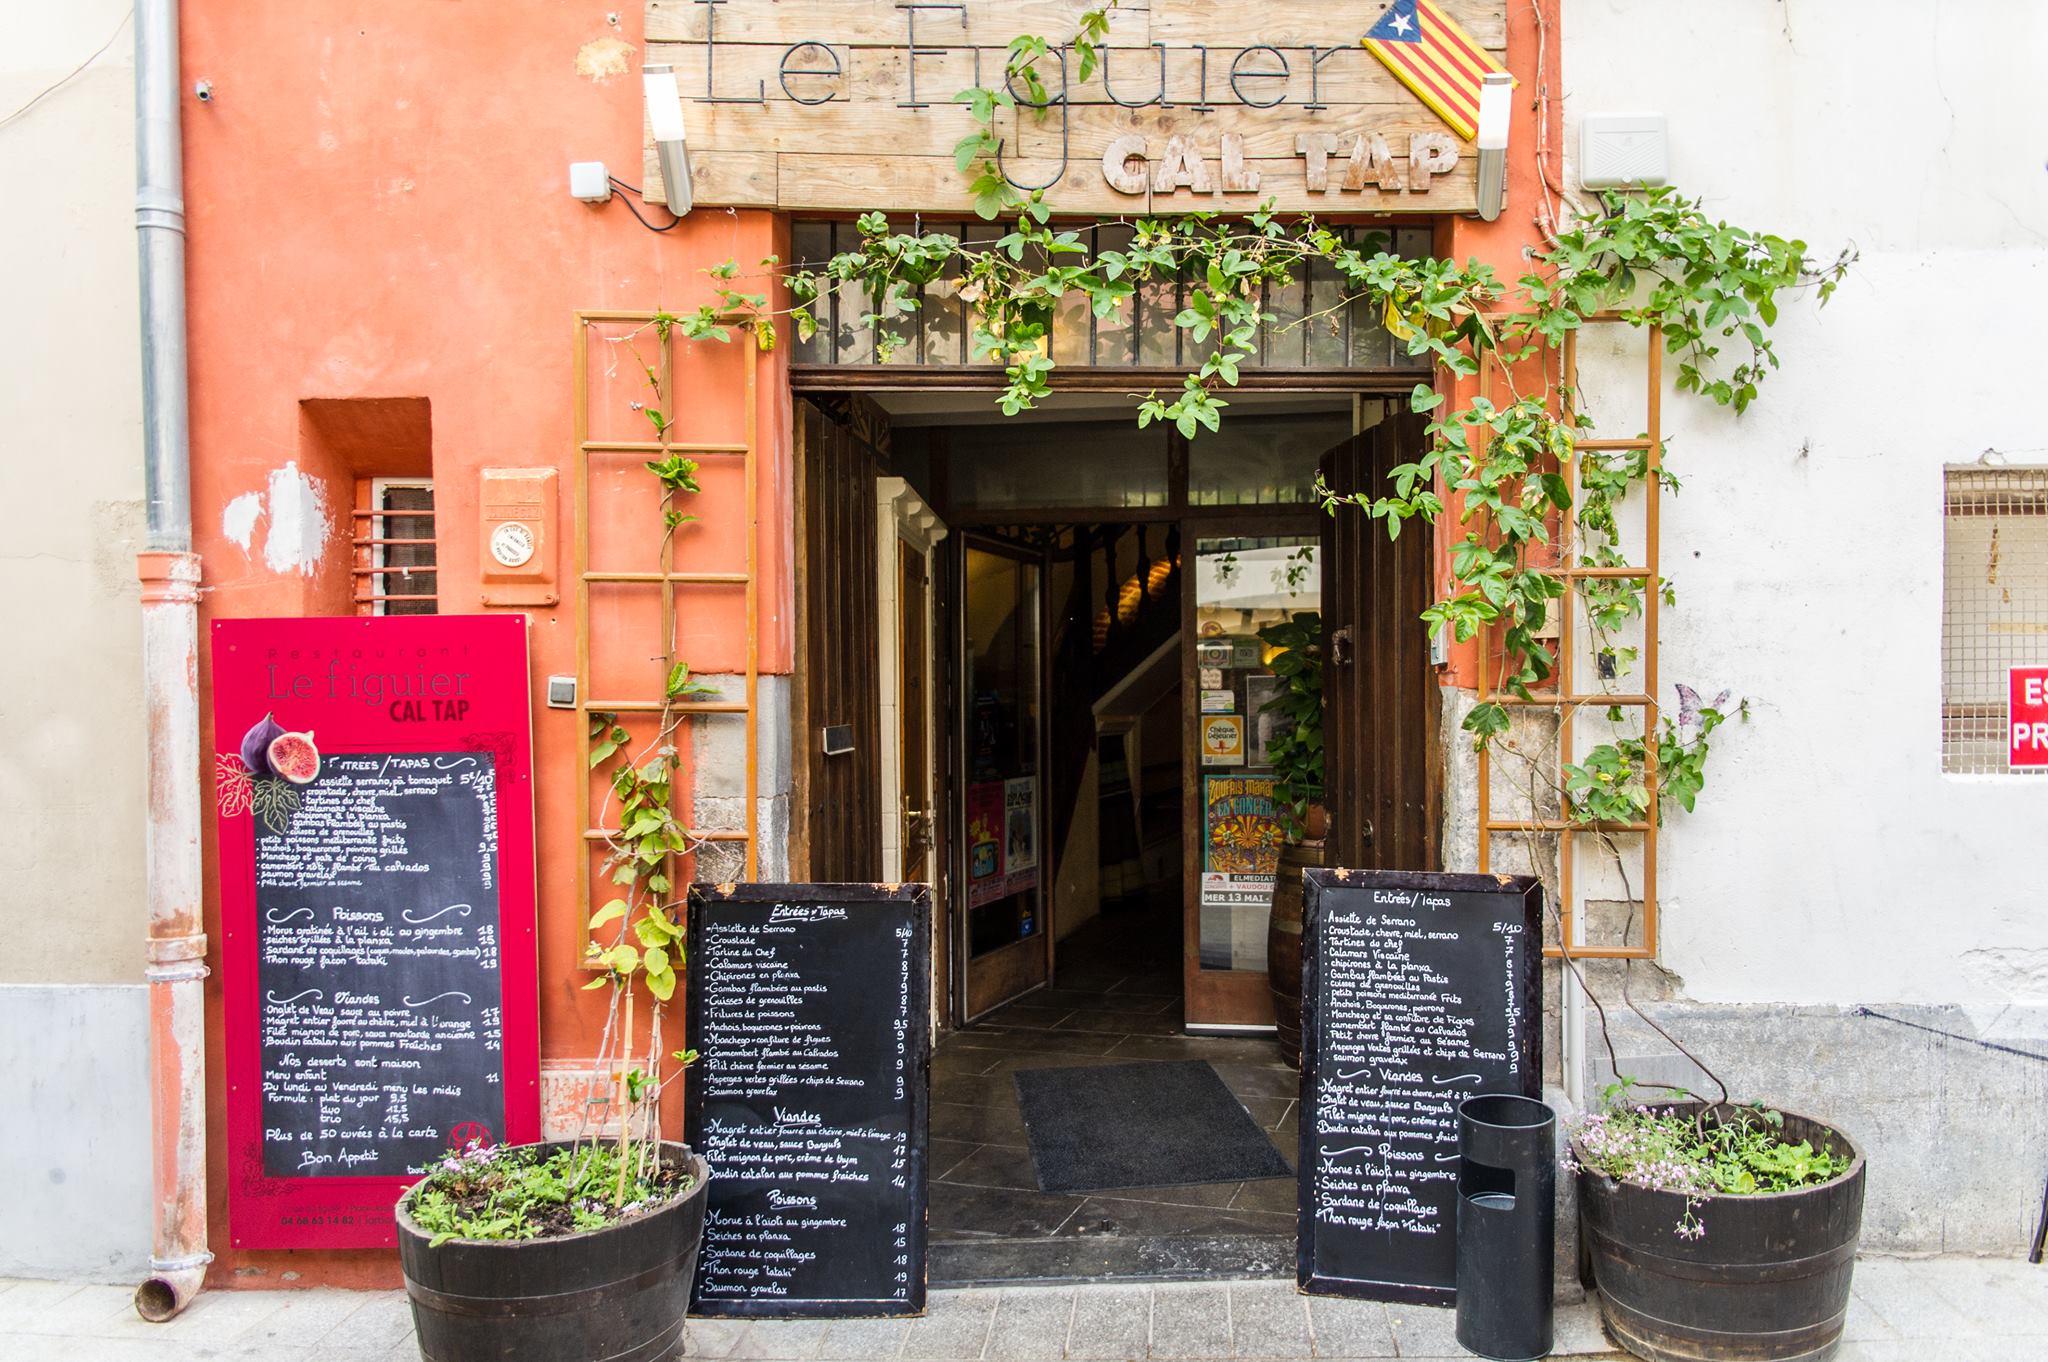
top-left (394, 856), bottom-right (710, 1360)
top-left (1257, 610), bottom-right (1325, 1068)
top-left (1569, 1086), bottom-right (1866, 1362)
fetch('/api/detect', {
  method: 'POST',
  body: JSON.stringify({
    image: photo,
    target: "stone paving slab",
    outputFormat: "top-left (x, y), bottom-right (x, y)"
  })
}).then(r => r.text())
top-left (1, 1257), bottom-right (2043, 1360)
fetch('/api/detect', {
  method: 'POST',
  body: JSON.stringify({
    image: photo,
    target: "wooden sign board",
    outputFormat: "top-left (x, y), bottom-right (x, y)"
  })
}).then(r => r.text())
top-left (1297, 867), bottom-right (1541, 1304)
top-left (642, 0), bottom-right (1504, 214)
top-left (210, 616), bottom-right (540, 1250)
top-left (685, 882), bottom-right (931, 1318)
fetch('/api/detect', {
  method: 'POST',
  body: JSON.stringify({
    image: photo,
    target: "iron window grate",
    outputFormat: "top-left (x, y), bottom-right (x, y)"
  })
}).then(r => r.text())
top-left (355, 478), bottom-right (438, 616)
top-left (1942, 466), bottom-right (2048, 773)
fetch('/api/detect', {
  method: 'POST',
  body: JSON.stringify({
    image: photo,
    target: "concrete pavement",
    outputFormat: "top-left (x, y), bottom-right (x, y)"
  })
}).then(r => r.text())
top-left (1, 1256), bottom-right (2043, 1360)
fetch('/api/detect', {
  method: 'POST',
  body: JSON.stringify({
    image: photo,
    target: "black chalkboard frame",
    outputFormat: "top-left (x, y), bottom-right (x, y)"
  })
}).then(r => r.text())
top-left (683, 881), bottom-right (933, 1320)
top-left (1295, 867), bottom-right (1543, 1305)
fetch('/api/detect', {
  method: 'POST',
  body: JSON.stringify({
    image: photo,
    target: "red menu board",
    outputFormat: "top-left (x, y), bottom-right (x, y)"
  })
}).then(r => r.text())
top-left (210, 616), bottom-right (540, 1249)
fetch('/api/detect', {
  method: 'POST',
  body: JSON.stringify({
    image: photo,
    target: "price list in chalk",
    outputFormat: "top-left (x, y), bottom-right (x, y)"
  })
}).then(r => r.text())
top-left (1297, 871), bottom-right (1540, 1304)
top-left (254, 752), bottom-right (506, 1178)
top-left (686, 884), bottom-right (931, 1319)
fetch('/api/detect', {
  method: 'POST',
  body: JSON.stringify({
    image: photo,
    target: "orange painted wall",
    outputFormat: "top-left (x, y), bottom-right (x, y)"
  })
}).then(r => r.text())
top-left (1436, 0), bottom-right (1565, 691)
top-left (179, 0), bottom-right (1556, 1287)
top-left (181, 1), bottom-right (789, 1287)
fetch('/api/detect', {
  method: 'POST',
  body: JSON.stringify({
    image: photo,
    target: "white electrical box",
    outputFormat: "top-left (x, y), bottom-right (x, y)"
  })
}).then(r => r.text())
top-left (1579, 114), bottom-right (1669, 189)
top-left (568, 160), bottom-right (612, 204)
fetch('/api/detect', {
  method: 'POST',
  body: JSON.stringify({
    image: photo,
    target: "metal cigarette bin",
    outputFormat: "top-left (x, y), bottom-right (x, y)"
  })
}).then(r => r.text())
top-left (1455, 1093), bottom-right (1557, 1361)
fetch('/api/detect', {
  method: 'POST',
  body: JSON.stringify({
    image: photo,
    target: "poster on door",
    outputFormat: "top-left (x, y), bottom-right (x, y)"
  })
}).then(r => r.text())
top-left (1201, 775), bottom-right (1285, 908)
top-left (1004, 778), bottom-right (1037, 875)
top-left (968, 778), bottom-right (1039, 907)
top-left (967, 781), bottom-right (1004, 907)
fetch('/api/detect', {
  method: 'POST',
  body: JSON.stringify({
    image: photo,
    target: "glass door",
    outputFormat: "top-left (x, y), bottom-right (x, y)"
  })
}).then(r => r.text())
top-left (956, 537), bottom-right (1048, 1021)
top-left (1183, 532), bottom-right (1322, 1028)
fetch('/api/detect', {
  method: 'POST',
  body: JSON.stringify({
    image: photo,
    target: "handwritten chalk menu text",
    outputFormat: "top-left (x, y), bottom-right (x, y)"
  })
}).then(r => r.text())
top-left (256, 753), bottom-right (503, 1177)
top-left (686, 883), bottom-right (931, 1318)
top-left (1296, 869), bottom-right (1541, 1304)
top-left (212, 615), bottom-right (539, 1250)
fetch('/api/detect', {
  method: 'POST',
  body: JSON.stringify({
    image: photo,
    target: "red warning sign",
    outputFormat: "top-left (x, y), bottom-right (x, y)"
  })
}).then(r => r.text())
top-left (2010, 666), bottom-right (2048, 769)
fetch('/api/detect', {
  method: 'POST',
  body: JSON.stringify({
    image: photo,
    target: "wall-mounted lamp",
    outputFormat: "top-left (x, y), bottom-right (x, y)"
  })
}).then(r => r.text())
top-left (1475, 71), bottom-right (1513, 222)
top-left (642, 63), bottom-right (693, 217)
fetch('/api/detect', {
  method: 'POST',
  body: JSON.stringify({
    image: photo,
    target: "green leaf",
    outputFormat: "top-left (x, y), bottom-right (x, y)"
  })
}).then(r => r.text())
top-left (588, 899), bottom-right (628, 932)
top-left (1463, 702), bottom-right (1511, 746)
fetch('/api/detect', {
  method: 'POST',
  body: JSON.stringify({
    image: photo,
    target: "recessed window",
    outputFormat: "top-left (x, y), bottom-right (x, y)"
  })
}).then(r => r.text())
top-left (1942, 467), bottom-right (2048, 773)
top-left (356, 478), bottom-right (437, 616)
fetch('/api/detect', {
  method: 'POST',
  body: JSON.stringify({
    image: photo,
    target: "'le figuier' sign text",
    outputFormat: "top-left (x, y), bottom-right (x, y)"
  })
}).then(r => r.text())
top-left (641, 0), bottom-right (1503, 214)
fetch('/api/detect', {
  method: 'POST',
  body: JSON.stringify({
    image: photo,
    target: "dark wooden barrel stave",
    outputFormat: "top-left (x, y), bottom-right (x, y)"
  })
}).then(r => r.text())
top-left (1577, 1107), bottom-right (1865, 1362)
top-left (396, 1143), bottom-right (710, 1362)
top-left (1265, 837), bottom-right (1325, 1068)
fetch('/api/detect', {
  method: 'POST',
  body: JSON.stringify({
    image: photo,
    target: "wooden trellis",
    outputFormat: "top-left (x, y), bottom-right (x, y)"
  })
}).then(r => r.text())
top-left (1476, 314), bottom-right (1662, 959)
top-left (572, 311), bottom-right (761, 957)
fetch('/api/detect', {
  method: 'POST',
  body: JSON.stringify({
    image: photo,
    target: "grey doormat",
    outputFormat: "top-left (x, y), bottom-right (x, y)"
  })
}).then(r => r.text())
top-left (1011, 1059), bottom-right (1292, 1194)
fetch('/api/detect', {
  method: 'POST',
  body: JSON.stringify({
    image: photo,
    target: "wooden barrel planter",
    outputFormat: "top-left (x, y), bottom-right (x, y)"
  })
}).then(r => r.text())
top-left (1265, 831), bottom-right (1325, 1069)
top-left (1577, 1106), bottom-right (1865, 1362)
top-left (397, 1143), bottom-right (711, 1362)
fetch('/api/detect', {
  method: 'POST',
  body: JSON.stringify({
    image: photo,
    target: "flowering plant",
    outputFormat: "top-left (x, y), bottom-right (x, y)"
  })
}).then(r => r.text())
top-left (1564, 1084), bottom-right (1852, 1240)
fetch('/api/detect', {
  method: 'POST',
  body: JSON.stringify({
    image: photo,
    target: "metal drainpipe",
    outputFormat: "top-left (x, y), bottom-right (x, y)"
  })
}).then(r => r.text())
top-left (132, 0), bottom-right (212, 1323)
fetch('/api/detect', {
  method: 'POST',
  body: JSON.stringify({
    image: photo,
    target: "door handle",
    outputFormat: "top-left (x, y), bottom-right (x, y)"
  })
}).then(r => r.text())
top-left (1329, 625), bottom-right (1354, 666)
top-left (1360, 818), bottom-right (1374, 845)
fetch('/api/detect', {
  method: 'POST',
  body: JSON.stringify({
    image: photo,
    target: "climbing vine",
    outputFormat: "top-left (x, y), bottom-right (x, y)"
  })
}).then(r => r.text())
top-left (568, 322), bottom-right (729, 1193)
top-left (628, 4), bottom-right (1852, 842)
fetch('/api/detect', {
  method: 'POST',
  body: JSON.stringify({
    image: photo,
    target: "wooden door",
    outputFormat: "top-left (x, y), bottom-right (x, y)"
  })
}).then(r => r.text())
top-left (1320, 415), bottom-right (1442, 871)
top-left (792, 399), bottom-right (884, 880)
top-left (899, 541), bottom-right (933, 882)
top-left (1182, 518), bottom-right (1321, 1029)
top-left (955, 535), bottom-right (1050, 1020)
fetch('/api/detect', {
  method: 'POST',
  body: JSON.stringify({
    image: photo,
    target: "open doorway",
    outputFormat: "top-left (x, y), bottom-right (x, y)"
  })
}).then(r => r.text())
top-left (790, 389), bottom-right (1438, 1283)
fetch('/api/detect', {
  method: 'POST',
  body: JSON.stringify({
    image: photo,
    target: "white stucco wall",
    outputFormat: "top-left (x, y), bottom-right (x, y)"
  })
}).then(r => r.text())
top-left (0, 3), bottom-right (152, 1280)
top-left (0, 3), bottom-right (147, 985)
top-left (1564, 1), bottom-right (2048, 1007)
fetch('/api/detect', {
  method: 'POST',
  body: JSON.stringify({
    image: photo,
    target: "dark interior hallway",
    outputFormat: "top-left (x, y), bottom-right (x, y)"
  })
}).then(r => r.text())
top-left (928, 904), bottom-right (1300, 1285)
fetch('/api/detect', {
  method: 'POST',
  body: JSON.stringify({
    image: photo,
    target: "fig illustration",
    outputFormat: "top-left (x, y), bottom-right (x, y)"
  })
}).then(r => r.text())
top-left (267, 730), bottom-right (321, 785)
top-left (240, 713), bottom-right (286, 778)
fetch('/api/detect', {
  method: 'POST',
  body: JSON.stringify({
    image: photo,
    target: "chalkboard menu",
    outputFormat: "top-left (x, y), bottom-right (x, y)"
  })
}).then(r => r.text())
top-left (255, 752), bottom-right (505, 1178)
top-left (211, 616), bottom-right (539, 1250)
top-left (685, 883), bottom-right (930, 1319)
top-left (1297, 868), bottom-right (1541, 1304)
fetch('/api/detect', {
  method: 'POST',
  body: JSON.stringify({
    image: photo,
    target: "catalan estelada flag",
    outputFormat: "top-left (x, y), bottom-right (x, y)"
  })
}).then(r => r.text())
top-left (1360, 0), bottom-right (1511, 142)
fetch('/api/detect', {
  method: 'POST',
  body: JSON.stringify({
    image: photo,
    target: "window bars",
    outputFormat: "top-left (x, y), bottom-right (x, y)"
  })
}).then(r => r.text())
top-left (1943, 466), bottom-right (2048, 775)
top-left (353, 478), bottom-right (437, 615)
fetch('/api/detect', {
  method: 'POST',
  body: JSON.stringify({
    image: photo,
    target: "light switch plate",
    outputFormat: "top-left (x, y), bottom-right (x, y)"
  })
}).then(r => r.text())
top-left (1580, 114), bottom-right (1669, 189)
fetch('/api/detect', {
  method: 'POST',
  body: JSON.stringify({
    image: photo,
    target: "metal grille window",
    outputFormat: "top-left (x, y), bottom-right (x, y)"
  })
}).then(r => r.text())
top-left (1942, 467), bottom-right (2048, 773)
top-left (355, 478), bottom-right (438, 615)
top-left (789, 220), bottom-right (1432, 371)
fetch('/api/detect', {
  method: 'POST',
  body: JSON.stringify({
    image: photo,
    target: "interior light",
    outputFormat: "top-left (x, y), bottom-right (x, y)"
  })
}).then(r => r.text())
top-left (642, 64), bottom-right (693, 217)
top-left (1476, 71), bottom-right (1513, 222)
